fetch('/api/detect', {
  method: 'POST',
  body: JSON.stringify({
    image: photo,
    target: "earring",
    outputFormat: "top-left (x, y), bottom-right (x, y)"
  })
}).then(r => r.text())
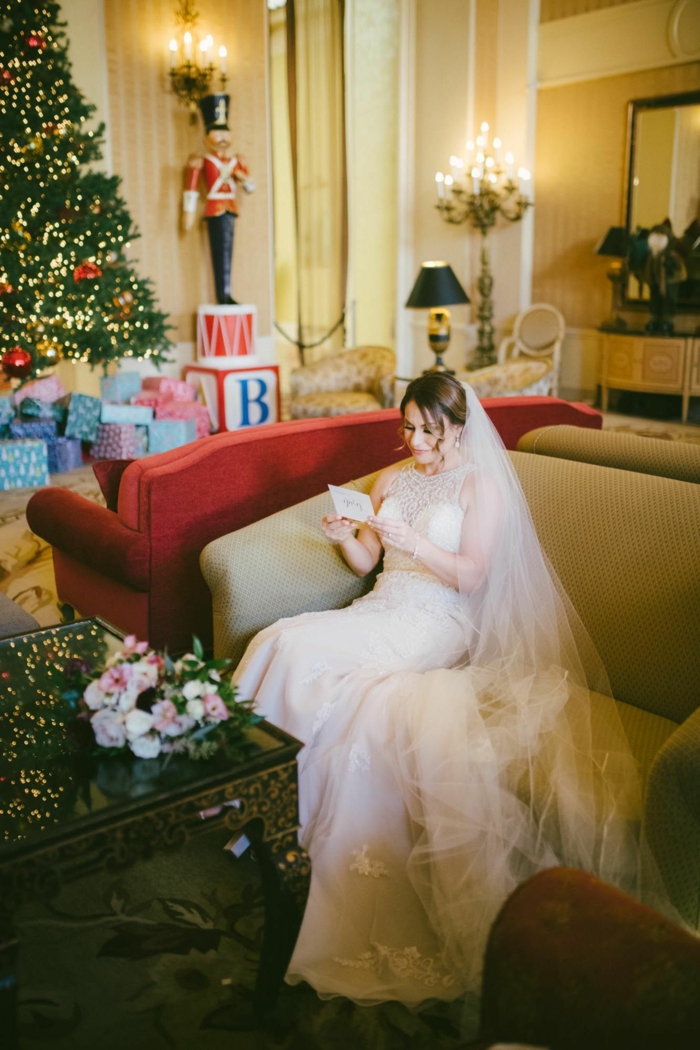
top-left (455, 439), bottom-right (460, 449)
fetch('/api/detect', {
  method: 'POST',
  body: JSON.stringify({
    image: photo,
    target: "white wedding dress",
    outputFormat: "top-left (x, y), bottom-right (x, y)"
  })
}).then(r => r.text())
top-left (233, 458), bottom-right (647, 1007)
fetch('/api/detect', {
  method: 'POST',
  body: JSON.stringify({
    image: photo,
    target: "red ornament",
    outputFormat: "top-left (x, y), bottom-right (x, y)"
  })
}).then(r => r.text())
top-left (2, 347), bottom-right (33, 379)
top-left (73, 262), bottom-right (103, 282)
top-left (0, 281), bottom-right (14, 295)
top-left (26, 34), bottom-right (47, 49)
top-left (1, 69), bottom-right (16, 84)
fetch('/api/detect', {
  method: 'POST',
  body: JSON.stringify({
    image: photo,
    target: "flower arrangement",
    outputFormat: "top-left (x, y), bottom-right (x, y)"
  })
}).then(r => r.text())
top-left (64, 635), bottom-right (260, 761)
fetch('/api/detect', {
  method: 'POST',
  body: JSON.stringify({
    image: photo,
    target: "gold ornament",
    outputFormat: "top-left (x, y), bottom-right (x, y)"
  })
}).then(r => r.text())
top-left (36, 337), bottom-right (63, 361)
top-left (113, 290), bottom-right (134, 316)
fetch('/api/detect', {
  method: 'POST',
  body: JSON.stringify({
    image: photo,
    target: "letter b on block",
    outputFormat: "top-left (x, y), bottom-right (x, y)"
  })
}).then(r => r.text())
top-left (224, 368), bottom-right (279, 430)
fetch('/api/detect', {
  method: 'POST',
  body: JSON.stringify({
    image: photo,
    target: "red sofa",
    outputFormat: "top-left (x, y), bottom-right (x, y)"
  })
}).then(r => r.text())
top-left (27, 398), bottom-right (601, 652)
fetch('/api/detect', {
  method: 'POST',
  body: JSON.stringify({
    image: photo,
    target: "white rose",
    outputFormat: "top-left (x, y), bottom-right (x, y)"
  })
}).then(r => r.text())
top-left (84, 680), bottom-right (108, 711)
top-left (125, 708), bottom-right (155, 741)
top-left (130, 733), bottom-right (161, 759)
top-left (186, 698), bottom-right (205, 721)
top-left (117, 684), bottom-right (140, 713)
top-left (132, 659), bottom-right (159, 692)
top-left (208, 669), bottom-right (221, 683)
top-left (92, 710), bottom-right (127, 749)
top-left (182, 679), bottom-right (205, 701)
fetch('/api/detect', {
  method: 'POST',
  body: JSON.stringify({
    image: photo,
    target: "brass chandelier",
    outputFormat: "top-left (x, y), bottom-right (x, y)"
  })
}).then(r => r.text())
top-left (168, 1), bottom-right (228, 121)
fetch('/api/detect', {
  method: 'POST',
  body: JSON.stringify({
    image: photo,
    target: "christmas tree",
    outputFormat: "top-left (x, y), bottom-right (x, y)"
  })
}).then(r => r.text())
top-left (0, 1), bottom-right (171, 382)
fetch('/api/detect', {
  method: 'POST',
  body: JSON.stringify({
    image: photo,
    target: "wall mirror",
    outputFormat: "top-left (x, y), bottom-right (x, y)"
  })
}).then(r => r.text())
top-left (624, 89), bottom-right (700, 311)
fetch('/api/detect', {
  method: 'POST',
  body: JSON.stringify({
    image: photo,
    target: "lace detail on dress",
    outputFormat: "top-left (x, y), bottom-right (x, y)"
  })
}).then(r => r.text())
top-left (333, 943), bottom-right (456, 988)
top-left (348, 744), bottom-right (371, 773)
top-left (349, 845), bottom-right (389, 878)
top-left (300, 661), bottom-right (332, 687)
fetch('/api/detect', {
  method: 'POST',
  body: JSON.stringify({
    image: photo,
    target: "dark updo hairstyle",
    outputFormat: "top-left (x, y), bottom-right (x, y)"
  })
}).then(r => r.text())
top-left (400, 373), bottom-right (467, 461)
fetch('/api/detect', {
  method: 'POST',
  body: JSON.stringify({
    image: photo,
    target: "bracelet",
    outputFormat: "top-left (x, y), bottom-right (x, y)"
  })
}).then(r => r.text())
top-left (412, 536), bottom-right (421, 560)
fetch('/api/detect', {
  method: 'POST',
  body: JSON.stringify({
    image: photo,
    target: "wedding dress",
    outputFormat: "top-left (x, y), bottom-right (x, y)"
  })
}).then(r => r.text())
top-left (233, 385), bottom-right (659, 1007)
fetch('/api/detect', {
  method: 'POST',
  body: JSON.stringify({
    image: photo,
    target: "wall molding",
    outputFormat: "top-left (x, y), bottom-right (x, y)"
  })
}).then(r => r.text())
top-left (538, 0), bottom-right (700, 89)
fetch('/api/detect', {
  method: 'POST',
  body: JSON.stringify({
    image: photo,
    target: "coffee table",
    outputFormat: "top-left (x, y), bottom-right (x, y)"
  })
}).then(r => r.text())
top-left (0, 617), bottom-right (310, 1047)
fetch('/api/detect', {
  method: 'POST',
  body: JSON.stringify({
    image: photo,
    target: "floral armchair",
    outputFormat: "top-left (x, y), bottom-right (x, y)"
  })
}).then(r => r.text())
top-left (289, 346), bottom-right (396, 419)
top-left (460, 303), bottom-right (564, 399)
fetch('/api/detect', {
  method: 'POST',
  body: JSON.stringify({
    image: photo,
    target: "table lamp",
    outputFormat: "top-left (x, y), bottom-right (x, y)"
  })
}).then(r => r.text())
top-left (595, 226), bottom-right (629, 330)
top-left (405, 261), bottom-right (470, 373)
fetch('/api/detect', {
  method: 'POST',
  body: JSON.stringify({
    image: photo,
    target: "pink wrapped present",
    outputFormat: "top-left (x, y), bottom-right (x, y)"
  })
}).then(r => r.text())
top-left (13, 374), bottom-right (67, 405)
top-left (131, 392), bottom-right (170, 409)
top-left (141, 377), bottom-right (196, 402)
top-left (154, 399), bottom-right (210, 439)
top-left (91, 423), bottom-right (139, 460)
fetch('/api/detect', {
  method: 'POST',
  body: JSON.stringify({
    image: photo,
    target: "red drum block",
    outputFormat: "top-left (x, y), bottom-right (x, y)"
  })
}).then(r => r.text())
top-left (197, 304), bottom-right (256, 359)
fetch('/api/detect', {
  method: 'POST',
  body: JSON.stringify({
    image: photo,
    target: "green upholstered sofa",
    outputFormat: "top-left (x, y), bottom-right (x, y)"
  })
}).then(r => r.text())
top-left (517, 423), bottom-right (700, 484)
top-left (201, 452), bottom-right (700, 926)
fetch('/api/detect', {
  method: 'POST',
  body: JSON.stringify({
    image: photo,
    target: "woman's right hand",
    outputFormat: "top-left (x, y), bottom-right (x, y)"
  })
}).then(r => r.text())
top-left (321, 514), bottom-right (357, 543)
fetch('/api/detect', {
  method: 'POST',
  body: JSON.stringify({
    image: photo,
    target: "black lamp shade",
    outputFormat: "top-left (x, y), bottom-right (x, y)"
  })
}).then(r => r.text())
top-left (405, 261), bottom-right (470, 308)
top-left (595, 226), bottom-right (628, 258)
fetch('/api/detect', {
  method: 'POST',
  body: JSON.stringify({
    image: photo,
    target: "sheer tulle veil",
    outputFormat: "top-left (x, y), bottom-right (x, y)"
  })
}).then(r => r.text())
top-left (389, 382), bottom-right (678, 991)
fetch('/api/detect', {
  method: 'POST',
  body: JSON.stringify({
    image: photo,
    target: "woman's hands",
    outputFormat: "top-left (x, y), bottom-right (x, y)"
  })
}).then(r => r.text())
top-left (321, 514), bottom-right (357, 543)
top-left (367, 515), bottom-right (418, 555)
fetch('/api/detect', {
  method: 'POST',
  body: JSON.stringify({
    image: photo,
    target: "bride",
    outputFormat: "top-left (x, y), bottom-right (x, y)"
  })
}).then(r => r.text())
top-left (233, 373), bottom-right (651, 1006)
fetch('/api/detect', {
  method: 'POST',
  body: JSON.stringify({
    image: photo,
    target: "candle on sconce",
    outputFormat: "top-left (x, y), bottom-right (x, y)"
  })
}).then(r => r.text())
top-left (476, 135), bottom-right (485, 148)
top-left (444, 174), bottom-right (453, 198)
top-left (466, 139), bottom-right (475, 153)
top-left (480, 121), bottom-right (489, 148)
top-left (493, 136), bottom-right (502, 160)
top-left (517, 167), bottom-right (531, 195)
top-left (471, 167), bottom-right (481, 194)
top-left (219, 44), bottom-right (227, 75)
top-left (183, 30), bottom-right (192, 61)
top-left (169, 38), bottom-right (177, 68)
top-left (435, 171), bottom-right (445, 199)
top-left (505, 151), bottom-right (515, 180)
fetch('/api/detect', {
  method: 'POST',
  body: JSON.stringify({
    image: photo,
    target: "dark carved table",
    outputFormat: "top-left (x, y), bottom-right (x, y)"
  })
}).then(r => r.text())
top-left (0, 618), bottom-right (310, 1048)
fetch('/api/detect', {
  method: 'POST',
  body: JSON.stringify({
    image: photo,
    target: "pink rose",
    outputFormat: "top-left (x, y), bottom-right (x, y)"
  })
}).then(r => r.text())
top-left (99, 664), bottom-right (133, 693)
top-left (203, 693), bottom-right (229, 722)
top-left (151, 699), bottom-right (178, 732)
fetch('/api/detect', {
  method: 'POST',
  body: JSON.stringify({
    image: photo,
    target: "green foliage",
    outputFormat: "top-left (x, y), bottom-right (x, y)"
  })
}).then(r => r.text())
top-left (0, 1), bottom-right (172, 378)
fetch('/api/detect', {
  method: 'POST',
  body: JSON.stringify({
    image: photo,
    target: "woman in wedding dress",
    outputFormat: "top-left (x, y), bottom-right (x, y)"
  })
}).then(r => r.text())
top-left (233, 373), bottom-right (651, 1007)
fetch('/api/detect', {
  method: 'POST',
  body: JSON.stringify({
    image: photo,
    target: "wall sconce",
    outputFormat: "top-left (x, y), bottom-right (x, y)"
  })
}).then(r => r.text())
top-left (168, 0), bottom-right (227, 121)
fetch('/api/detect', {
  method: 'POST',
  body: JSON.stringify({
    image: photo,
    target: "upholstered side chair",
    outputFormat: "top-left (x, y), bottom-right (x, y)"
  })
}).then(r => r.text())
top-left (289, 346), bottom-right (396, 419)
top-left (460, 303), bottom-right (565, 399)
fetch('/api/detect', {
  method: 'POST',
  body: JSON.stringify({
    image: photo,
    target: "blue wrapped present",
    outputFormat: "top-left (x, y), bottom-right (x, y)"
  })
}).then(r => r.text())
top-left (135, 425), bottom-right (149, 457)
top-left (0, 396), bottom-right (13, 427)
top-left (101, 403), bottom-right (154, 425)
top-left (63, 393), bottom-right (102, 442)
top-left (0, 440), bottom-right (49, 490)
top-left (148, 418), bottom-right (197, 454)
top-left (9, 419), bottom-right (58, 441)
top-left (100, 372), bottom-right (142, 404)
top-left (47, 437), bottom-right (83, 474)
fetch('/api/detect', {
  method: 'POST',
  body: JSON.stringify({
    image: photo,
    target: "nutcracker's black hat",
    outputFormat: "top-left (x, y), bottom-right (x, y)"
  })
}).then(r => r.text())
top-left (199, 93), bottom-right (230, 132)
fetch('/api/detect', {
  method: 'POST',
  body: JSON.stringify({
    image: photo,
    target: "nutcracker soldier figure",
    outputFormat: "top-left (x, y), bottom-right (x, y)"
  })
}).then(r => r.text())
top-left (183, 94), bottom-right (255, 304)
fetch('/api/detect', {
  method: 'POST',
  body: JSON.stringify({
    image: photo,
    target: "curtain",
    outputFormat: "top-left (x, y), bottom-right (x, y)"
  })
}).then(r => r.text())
top-left (273, 0), bottom-right (347, 364)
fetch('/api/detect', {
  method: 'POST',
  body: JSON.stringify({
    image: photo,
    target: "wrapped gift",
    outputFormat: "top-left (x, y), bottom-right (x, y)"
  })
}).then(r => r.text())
top-left (148, 418), bottom-right (197, 454)
top-left (62, 392), bottom-right (102, 442)
top-left (91, 423), bottom-right (139, 460)
top-left (131, 392), bottom-right (170, 410)
top-left (47, 437), bottom-right (83, 474)
top-left (101, 403), bottom-right (154, 425)
top-left (154, 400), bottom-right (210, 439)
top-left (0, 439), bottom-right (49, 490)
top-left (0, 397), bottom-right (13, 427)
top-left (197, 304), bottom-right (256, 358)
top-left (184, 363), bottom-right (280, 433)
top-left (17, 396), bottom-right (56, 420)
top-left (100, 372), bottom-right (142, 404)
top-left (135, 425), bottom-right (149, 457)
top-left (10, 419), bottom-right (58, 442)
top-left (13, 374), bottom-right (67, 406)
top-left (141, 377), bottom-right (196, 402)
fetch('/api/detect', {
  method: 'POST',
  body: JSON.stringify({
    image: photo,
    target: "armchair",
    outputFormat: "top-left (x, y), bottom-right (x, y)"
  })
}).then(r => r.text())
top-left (289, 346), bottom-right (396, 419)
top-left (460, 303), bottom-right (565, 399)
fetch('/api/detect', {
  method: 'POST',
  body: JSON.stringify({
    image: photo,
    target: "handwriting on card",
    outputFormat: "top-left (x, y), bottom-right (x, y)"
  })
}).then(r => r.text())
top-left (328, 484), bottom-right (374, 523)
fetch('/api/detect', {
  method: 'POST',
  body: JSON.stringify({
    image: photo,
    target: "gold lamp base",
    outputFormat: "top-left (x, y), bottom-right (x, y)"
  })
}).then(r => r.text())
top-left (423, 307), bottom-right (455, 374)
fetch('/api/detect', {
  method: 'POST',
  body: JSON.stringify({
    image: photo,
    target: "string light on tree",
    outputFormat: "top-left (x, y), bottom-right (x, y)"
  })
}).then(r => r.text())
top-left (0, 0), bottom-right (171, 380)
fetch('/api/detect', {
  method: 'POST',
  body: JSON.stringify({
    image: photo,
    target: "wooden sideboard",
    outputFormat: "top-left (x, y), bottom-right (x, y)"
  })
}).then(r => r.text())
top-left (599, 331), bottom-right (700, 424)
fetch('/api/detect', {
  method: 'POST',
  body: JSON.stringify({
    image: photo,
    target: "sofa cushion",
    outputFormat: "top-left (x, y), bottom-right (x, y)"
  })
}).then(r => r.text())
top-left (0, 592), bottom-right (40, 638)
top-left (592, 693), bottom-right (677, 786)
top-left (92, 459), bottom-right (135, 512)
top-left (460, 359), bottom-right (551, 398)
top-left (517, 425), bottom-right (700, 484)
top-left (290, 391), bottom-right (383, 418)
